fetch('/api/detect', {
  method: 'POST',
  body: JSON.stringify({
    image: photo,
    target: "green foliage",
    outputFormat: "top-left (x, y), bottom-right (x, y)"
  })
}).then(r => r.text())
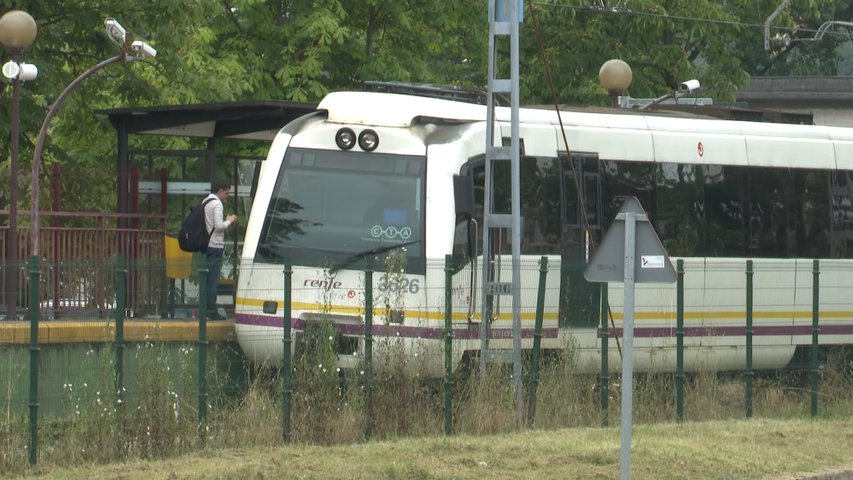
top-left (0, 0), bottom-right (848, 214)
top-left (2, 338), bottom-right (852, 476)
top-left (521, 0), bottom-right (846, 105)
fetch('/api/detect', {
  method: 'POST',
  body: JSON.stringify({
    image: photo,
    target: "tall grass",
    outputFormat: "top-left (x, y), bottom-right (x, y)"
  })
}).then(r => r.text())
top-left (3, 261), bottom-right (853, 480)
top-left (2, 337), bottom-right (852, 477)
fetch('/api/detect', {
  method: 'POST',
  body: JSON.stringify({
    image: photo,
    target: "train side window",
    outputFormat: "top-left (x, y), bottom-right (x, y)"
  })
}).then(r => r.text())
top-left (747, 167), bottom-right (795, 257)
top-left (702, 165), bottom-right (748, 256)
top-left (520, 156), bottom-right (562, 255)
top-left (599, 160), bottom-right (656, 231)
top-left (830, 170), bottom-right (853, 257)
top-left (791, 169), bottom-right (830, 257)
top-left (656, 162), bottom-right (703, 257)
top-left (451, 174), bottom-right (476, 271)
top-left (464, 155), bottom-right (563, 255)
top-left (463, 159), bottom-right (485, 257)
top-left (560, 153), bottom-right (601, 250)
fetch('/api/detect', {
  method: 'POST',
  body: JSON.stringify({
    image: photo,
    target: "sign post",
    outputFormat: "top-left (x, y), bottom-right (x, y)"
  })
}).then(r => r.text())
top-left (584, 197), bottom-right (676, 480)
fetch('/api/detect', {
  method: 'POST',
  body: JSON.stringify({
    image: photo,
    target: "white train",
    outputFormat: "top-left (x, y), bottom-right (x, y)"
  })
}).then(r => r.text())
top-left (235, 85), bottom-right (853, 375)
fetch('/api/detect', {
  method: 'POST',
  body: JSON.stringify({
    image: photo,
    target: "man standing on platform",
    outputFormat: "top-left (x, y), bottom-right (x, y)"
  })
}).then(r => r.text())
top-left (204, 179), bottom-right (238, 320)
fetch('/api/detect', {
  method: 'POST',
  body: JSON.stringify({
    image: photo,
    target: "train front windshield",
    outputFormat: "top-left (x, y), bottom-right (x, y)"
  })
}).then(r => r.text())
top-left (257, 147), bottom-right (425, 271)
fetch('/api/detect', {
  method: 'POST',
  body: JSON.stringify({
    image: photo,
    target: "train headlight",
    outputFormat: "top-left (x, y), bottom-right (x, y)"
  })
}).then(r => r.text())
top-left (358, 129), bottom-right (379, 152)
top-left (335, 128), bottom-right (356, 150)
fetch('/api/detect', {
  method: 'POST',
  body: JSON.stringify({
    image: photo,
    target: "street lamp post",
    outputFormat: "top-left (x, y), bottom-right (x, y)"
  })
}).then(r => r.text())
top-left (29, 18), bottom-right (156, 259)
top-left (599, 59), bottom-right (632, 108)
top-left (1, 10), bottom-right (37, 320)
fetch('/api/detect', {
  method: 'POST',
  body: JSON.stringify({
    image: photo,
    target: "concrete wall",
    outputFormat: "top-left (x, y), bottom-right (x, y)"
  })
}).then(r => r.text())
top-left (1, 341), bottom-right (247, 417)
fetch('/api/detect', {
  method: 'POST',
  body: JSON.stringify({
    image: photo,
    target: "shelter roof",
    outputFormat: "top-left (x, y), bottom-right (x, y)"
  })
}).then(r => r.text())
top-left (96, 100), bottom-right (317, 141)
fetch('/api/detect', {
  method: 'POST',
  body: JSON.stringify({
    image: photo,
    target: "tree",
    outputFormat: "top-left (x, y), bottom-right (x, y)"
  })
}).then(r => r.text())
top-left (0, 0), bottom-right (488, 214)
top-left (1, 0), bottom-right (847, 215)
top-left (730, 0), bottom-right (853, 76)
top-left (519, 0), bottom-right (843, 105)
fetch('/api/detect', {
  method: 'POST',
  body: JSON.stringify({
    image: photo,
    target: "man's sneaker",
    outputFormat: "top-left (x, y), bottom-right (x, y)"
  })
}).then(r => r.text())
top-left (207, 312), bottom-right (226, 320)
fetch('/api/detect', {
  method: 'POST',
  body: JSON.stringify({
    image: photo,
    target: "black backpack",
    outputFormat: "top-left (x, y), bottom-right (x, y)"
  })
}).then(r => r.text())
top-left (178, 198), bottom-right (215, 252)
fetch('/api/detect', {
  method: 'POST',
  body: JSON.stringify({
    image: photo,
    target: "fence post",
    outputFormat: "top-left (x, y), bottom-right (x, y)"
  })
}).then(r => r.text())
top-left (444, 255), bottom-right (454, 435)
top-left (745, 260), bottom-right (753, 419)
top-left (811, 259), bottom-right (820, 417)
top-left (283, 261), bottom-right (293, 443)
top-left (197, 255), bottom-right (208, 442)
top-left (363, 269), bottom-right (373, 441)
top-left (676, 259), bottom-right (684, 422)
top-left (527, 256), bottom-right (548, 427)
top-left (115, 255), bottom-right (127, 421)
top-left (599, 282), bottom-right (609, 426)
top-left (28, 256), bottom-right (40, 466)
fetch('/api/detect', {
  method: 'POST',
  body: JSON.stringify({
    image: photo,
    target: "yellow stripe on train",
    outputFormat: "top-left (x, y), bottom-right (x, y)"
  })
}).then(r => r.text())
top-left (235, 296), bottom-right (853, 323)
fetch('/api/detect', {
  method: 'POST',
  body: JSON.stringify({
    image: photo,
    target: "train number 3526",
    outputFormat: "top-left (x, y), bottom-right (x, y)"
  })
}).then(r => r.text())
top-left (377, 274), bottom-right (420, 294)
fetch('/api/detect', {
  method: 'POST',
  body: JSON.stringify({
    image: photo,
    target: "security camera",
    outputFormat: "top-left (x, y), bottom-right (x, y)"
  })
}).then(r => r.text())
top-left (18, 63), bottom-right (38, 81)
top-left (104, 18), bottom-right (127, 44)
top-left (678, 79), bottom-right (701, 93)
top-left (131, 40), bottom-right (157, 59)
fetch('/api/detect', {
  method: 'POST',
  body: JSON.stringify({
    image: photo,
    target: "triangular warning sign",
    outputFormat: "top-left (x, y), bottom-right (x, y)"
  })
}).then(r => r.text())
top-left (584, 197), bottom-right (676, 284)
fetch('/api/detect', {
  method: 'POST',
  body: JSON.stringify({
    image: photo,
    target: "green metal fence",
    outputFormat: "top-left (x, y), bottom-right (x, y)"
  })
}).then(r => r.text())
top-left (1, 256), bottom-right (851, 475)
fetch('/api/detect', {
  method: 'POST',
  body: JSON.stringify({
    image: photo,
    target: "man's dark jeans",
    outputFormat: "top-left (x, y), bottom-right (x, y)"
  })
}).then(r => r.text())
top-left (205, 247), bottom-right (224, 315)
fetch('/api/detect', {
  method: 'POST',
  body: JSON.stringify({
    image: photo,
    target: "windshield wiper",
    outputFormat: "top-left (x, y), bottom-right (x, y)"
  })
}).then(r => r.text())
top-left (256, 244), bottom-right (351, 264)
top-left (328, 240), bottom-right (420, 274)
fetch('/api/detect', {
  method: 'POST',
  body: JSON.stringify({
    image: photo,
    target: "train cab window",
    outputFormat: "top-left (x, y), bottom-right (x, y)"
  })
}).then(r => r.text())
top-left (257, 148), bottom-right (426, 273)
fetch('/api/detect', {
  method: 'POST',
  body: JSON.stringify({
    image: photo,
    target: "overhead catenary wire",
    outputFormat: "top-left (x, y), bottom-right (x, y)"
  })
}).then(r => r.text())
top-left (530, 1), bottom-right (853, 41)
top-left (527, 2), bottom-right (623, 359)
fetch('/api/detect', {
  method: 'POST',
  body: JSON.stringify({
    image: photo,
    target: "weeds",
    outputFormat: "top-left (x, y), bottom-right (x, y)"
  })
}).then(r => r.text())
top-left (2, 259), bottom-right (853, 477)
top-left (2, 337), bottom-right (852, 477)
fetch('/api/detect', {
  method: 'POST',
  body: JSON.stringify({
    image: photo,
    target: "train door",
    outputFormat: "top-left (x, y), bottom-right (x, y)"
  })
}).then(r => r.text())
top-left (457, 125), bottom-right (562, 326)
top-left (559, 152), bottom-right (602, 328)
top-left (455, 154), bottom-right (509, 326)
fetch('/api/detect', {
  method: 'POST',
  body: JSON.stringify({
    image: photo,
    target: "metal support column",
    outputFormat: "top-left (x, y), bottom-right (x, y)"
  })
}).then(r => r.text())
top-left (481, 0), bottom-right (523, 417)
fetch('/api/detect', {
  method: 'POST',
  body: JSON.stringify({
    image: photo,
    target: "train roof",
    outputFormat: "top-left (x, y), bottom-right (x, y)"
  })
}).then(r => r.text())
top-left (316, 91), bottom-right (853, 170)
top-left (318, 91), bottom-right (853, 140)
